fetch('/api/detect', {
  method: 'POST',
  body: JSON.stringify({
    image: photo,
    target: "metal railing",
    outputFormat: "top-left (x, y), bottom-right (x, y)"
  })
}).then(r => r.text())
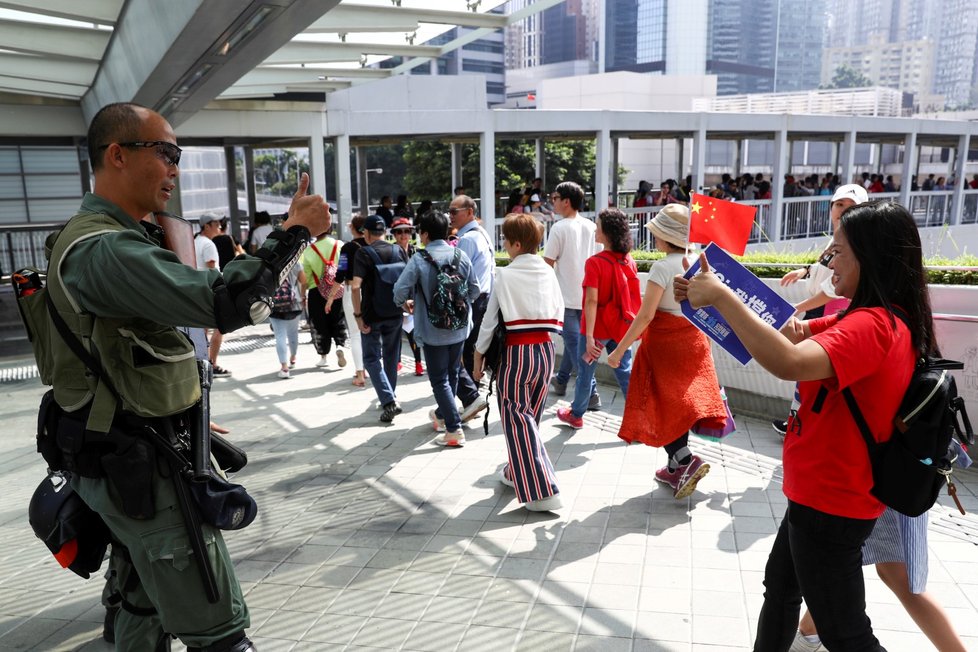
top-left (5, 190), bottom-right (977, 269)
top-left (0, 223), bottom-right (61, 274)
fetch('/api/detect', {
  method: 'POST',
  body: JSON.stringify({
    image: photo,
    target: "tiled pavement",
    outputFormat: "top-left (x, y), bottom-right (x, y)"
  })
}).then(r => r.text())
top-left (0, 326), bottom-right (976, 652)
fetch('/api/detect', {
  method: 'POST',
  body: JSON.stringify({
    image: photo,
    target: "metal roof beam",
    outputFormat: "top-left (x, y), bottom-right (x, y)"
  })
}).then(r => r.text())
top-left (0, 17), bottom-right (110, 61)
top-left (0, 74), bottom-right (89, 99)
top-left (306, 3), bottom-right (508, 33)
top-left (0, 0), bottom-right (123, 26)
top-left (0, 53), bottom-right (98, 85)
top-left (265, 40), bottom-right (441, 65)
top-left (388, 0), bottom-right (563, 75)
top-left (237, 66), bottom-right (390, 86)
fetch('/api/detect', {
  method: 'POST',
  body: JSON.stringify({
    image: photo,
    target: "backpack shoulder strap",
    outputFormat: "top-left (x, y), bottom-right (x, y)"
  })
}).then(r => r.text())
top-left (418, 248), bottom-right (436, 267)
top-left (362, 243), bottom-right (382, 266)
top-left (842, 387), bottom-right (879, 453)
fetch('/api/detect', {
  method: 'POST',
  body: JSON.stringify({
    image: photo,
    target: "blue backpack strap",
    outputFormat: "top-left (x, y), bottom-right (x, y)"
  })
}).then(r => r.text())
top-left (362, 243), bottom-right (382, 266)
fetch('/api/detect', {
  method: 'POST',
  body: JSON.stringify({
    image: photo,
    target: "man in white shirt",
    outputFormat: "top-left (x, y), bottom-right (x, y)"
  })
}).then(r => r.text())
top-left (195, 213), bottom-right (231, 377)
top-left (543, 181), bottom-right (601, 409)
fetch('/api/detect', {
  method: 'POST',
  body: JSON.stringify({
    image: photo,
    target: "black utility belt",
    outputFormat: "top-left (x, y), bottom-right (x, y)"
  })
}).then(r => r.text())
top-left (36, 391), bottom-right (174, 519)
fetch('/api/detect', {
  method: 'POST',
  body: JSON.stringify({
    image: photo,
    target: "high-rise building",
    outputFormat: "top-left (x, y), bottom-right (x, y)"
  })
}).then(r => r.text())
top-left (775, 0), bottom-right (828, 92)
top-left (933, 0), bottom-right (978, 107)
top-left (823, 0), bottom-right (977, 108)
top-left (706, 0), bottom-right (777, 94)
top-left (507, 0), bottom-right (972, 108)
top-left (379, 11), bottom-right (507, 107)
top-left (822, 35), bottom-right (935, 101)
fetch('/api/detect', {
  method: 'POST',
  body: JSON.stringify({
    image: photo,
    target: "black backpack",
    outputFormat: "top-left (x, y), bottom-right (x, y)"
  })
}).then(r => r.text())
top-left (362, 244), bottom-right (407, 320)
top-left (843, 354), bottom-right (974, 517)
top-left (418, 248), bottom-right (469, 330)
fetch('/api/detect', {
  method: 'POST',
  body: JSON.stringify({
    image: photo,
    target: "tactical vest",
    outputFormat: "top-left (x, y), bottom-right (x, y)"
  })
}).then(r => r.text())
top-left (21, 211), bottom-right (201, 433)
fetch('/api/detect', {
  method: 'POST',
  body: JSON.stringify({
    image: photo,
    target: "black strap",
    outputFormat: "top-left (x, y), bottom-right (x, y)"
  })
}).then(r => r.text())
top-left (841, 387), bottom-right (877, 453)
top-left (44, 291), bottom-right (122, 402)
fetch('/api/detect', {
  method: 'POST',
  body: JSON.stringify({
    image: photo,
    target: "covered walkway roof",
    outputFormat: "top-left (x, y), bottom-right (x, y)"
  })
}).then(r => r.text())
top-left (0, 0), bottom-right (563, 127)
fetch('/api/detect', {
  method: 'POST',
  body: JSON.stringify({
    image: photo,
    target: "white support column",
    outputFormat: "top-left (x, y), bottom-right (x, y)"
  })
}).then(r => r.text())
top-left (770, 129), bottom-right (789, 243)
top-left (479, 128), bottom-right (496, 246)
top-left (355, 146), bottom-right (368, 216)
top-left (335, 134), bottom-right (353, 225)
top-left (611, 136), bottom-right (620, 206)
top-left (690, 127), bottom-right (706, 195)
top-left (244, 146), bottom-right (257, 217)
top-left (899, 132), bottom-right (917, 209)
top-left (308, 124), bottom-right (327, 198)
top-left (451, 143), bottom-right (463, 193)
top-left (676, 137), bottom-right (685, 181)
top-left (951, 133), bottom-right (971, 226)
top-left (595, 127), bottom-right (612, 211)
top-left (223, 146), bottom-right (239, 232)
top-left (535, 139), bottom-right (545, 182)
top-left (842, 130), bottom-right (857, 185)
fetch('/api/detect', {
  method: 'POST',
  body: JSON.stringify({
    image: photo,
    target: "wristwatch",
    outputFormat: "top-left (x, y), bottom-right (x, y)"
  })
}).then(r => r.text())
top-left (353, 312), bottom-right (362, 318)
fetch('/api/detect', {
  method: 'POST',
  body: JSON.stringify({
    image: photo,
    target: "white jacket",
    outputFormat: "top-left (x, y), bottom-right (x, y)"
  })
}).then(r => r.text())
top-left (476, 253), bottom-right (564, 353)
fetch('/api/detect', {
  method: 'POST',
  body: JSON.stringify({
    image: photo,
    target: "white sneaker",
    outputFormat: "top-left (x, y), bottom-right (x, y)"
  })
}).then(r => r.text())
top-left (315, 355), bottom-right (329, 368)
top-left (433, 430), bottom-right (465, 447)
top-left (428, 409), bottom-right (446, 432)
top-left (336, 349), bottom-right (347, 368)
top-left (525, 494), bottom-right (562, 512)
top-left (277, 369), bottom-right (290, 379)
top-left (460, 397), bottom-right (488, 422)
top-left (788, 632), bottom-right (826, 652)
top-left (498, 465), bottom-right (515, 488)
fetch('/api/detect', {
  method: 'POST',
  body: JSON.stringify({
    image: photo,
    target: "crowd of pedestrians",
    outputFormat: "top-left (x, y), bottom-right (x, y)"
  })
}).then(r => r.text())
top-left (203, 175), bottom-right (967, 651)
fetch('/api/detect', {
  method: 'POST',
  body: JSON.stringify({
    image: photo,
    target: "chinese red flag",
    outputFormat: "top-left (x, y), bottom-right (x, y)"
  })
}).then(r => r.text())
top-left (687, 193), bottom-right (756, 256)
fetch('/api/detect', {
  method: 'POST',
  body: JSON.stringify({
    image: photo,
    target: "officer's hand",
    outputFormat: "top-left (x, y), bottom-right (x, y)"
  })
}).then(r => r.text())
top-left (283, 172), bottom-right (331, 236)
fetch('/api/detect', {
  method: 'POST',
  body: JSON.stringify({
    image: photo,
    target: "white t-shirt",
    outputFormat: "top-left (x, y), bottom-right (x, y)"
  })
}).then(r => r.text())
top-left (194, 235), bottom-right (218, 270)
top-left (647, 252), bottom-right (696, 315)
top-left (251, 224), bottom-right (273, 249)
top-left (543, 214), bottom-right (600, 310)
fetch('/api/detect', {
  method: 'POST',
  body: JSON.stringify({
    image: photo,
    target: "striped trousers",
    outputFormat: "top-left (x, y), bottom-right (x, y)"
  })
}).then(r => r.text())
top-left (498, 341), bottom-right (559, 503)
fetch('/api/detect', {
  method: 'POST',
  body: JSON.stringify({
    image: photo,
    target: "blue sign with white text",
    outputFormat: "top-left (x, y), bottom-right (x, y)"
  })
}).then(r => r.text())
top-left (681, 243), bottom-right (795, 365)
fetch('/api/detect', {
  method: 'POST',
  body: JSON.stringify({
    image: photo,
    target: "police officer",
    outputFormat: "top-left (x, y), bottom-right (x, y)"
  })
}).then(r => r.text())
top-left (41, 103), bottom-right (330, 651)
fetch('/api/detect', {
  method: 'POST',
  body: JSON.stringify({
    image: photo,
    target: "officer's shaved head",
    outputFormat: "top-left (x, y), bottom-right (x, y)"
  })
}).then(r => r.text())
top-left (87, 103), bottom-right (150, 170)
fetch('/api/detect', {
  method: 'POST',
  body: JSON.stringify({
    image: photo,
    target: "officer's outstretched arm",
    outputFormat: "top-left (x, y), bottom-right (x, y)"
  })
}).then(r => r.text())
top-left (214, 225), bottom-right (311, 333)
top-left (213, 172), bottom-right (330, 332)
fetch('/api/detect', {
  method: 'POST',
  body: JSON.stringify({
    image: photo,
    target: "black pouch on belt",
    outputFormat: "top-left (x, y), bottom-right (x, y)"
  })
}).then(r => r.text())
top-left (36, 390), bottom-right (65, 470)
top-left (100, 434), bottom-right (156, 519)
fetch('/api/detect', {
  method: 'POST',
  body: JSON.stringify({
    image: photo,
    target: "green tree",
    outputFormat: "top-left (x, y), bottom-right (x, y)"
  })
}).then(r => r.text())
top-left (821, 64), bottom-right (874, 90)
top-left (253, 149), bottom-right (308, 196)
top-left (401, 138), bottom-right (604, 204)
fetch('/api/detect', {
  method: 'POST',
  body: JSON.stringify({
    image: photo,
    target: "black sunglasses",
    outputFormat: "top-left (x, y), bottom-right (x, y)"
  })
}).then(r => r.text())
top-left (448, 207), bottom-right (472, 215)
top-left (99, 141), bottom-right (182, 166)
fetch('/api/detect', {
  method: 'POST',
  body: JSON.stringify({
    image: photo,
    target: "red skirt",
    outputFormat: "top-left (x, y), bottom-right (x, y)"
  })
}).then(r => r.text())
top-left (617, 311), bottom-right (727, 447)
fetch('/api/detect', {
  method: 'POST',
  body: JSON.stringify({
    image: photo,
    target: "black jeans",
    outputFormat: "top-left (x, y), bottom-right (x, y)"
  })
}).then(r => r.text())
top-left (754, 501), bottom-right (884, 652)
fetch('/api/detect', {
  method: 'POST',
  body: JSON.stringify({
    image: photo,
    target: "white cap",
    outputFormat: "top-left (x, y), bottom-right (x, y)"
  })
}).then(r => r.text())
top-left (831, 184), bottom-right (869, 204)
top-left (529, 194), bottom-right (541, 203)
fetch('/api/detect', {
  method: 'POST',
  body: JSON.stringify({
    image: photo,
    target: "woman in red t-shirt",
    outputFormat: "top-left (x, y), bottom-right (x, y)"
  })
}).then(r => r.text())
top-left (676, 201), bottom-right (938, 651)
top-left (555, 208), bottom-right (639, 429)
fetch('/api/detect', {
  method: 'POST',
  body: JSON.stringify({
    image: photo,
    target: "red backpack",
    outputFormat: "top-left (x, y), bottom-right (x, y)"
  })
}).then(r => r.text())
top-left (594, 251), bottom-right (642, 342)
